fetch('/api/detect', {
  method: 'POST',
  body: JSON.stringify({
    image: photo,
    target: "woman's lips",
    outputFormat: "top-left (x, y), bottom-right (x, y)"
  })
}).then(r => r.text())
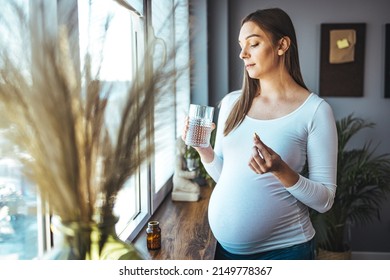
top-left (246, 63), bottom-right (255, 69)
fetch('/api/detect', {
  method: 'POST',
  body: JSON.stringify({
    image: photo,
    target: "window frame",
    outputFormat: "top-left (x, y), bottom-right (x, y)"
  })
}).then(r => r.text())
top-left (55, 0), bottom-right (191, 244)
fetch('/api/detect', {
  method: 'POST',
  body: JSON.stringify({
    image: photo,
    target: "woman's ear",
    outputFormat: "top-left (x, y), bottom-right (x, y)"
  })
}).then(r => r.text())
top-left (277, 36), bottom-right (291, 56)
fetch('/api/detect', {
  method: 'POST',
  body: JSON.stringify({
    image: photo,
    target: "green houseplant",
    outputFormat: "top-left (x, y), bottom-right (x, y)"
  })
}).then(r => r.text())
top-left (311, 114), bottom-right (390, 259)
top-left (184, 145), bottom-right (200, 171)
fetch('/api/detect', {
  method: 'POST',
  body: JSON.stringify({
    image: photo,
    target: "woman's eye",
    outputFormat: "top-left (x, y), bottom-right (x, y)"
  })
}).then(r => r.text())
top-left (250, 43), bottom-right (259, 48)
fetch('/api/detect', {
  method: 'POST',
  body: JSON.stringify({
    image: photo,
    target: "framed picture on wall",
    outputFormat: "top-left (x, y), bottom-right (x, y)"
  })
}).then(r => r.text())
top-left (319, 23), bottom-right (366, 97)
top-left (385, 23), bottom-right (390, 98)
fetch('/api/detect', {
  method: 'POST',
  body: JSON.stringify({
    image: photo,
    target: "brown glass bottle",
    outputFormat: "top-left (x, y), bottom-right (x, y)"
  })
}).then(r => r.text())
top-left (146, 221), bottom-right (161, 250)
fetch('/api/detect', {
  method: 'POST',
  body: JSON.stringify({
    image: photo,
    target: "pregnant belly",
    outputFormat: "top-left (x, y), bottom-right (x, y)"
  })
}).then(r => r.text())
top-left (208, 176), bottom-right (294, 244)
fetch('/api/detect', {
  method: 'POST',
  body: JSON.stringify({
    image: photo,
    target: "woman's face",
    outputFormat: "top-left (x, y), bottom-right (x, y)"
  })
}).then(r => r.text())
top-left (238, 21), bottom-right (279, 79)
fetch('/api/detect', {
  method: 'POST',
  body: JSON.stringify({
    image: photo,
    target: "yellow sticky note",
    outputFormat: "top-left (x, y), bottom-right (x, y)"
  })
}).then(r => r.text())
top-left (337, 38), bottom-right (350, 49)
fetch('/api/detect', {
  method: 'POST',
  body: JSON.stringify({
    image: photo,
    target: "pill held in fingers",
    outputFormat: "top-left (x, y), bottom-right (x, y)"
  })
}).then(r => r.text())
top-left (257, 148), bottom-right (264, 159)
top-left (253, 146), bottom-right (264, 159)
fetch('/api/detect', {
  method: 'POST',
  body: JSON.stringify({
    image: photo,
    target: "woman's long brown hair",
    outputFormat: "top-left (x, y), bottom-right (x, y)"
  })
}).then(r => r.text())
top-left (223, 8), bottom-right (308, 136)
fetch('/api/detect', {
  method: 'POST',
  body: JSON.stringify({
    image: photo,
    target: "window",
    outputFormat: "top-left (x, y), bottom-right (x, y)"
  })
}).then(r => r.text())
top-left (77, 0), bottom-right (148, 242)
top-left (0, 0), bottom-right (190, 259)
top-left (0, 147), bottom-right (41, 260)
top-left (151, 0), bottom-right (191, 211)
top-left (0, 0), bottom-right (42, 260)
top-left (151, 0), bottom-right (177, 210)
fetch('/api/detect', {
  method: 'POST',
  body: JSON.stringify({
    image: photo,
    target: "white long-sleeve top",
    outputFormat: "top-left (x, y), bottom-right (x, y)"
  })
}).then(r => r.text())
top-left (203, 91), bottom-right (338, 255)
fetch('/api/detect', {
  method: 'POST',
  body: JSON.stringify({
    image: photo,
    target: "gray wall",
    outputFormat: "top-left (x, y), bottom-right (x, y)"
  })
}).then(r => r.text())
top-left (191, 0), bottom-right (390, 252)
top-left (189, 0), bottom-right (209, 106)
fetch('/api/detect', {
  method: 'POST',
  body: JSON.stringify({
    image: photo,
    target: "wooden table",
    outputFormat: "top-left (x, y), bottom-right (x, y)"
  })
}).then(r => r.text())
top-left (133, 186), bottom-right (217, 260)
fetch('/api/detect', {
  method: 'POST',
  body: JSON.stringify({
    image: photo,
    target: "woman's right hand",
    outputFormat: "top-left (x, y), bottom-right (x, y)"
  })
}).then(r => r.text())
top-left (181, 116), bottom-right (216, 163)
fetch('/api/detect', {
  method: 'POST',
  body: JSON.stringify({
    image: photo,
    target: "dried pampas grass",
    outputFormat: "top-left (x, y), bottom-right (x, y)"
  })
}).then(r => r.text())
top-left (0, 1), bottom-right (184, 224)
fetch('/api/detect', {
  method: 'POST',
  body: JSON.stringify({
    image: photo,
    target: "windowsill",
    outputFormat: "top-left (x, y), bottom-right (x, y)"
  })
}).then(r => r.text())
top-left (133, 186), bottom-right (217, 260)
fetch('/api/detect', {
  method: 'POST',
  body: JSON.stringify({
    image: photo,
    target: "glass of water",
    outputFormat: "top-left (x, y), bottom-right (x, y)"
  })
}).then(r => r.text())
top-left (185, 104), bottom-right (214, 148)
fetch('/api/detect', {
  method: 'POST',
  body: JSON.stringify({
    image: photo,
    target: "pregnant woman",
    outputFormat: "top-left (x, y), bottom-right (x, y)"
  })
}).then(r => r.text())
top-left (182, 7), bottom-right (338, 260)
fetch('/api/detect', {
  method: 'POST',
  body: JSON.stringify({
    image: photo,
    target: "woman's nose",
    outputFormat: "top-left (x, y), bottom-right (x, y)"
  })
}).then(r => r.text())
top-left (239, 47), bottom-right (249, 60)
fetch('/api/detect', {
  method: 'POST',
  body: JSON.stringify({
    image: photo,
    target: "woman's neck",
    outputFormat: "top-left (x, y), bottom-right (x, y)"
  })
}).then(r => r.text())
top-left (258, 74), bottom-right (303, 100)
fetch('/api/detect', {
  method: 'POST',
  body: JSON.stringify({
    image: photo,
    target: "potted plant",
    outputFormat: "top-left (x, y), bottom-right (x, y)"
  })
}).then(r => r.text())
top-left (184, 145), bottom-right (200, 172)
top-left (310, 114), bottom-right (390, 259)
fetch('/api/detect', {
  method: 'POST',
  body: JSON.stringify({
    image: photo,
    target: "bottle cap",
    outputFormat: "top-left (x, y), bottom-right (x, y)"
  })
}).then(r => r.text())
top-left (148, 221), bottom-right (159, 227)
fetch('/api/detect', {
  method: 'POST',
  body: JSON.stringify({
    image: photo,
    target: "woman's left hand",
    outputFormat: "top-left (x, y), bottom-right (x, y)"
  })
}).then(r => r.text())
top-left (248, 133), bottom-right (283, 174)
top-left (249, 133), bottom-right (299, 187)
